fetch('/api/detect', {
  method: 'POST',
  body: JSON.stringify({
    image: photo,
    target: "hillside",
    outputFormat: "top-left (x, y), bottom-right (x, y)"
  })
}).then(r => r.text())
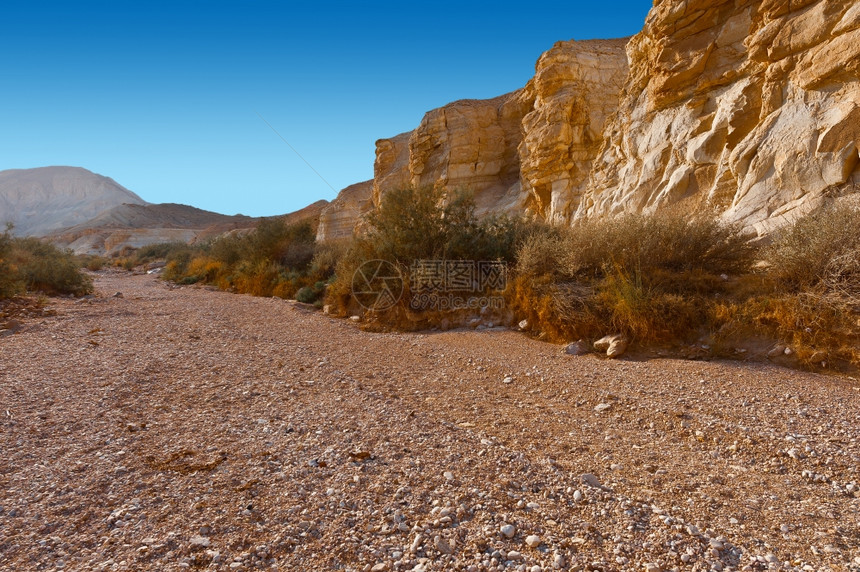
top-left (0, 166), bottom-right (147, 236)
top-left (51, 200), bottom-right (329, 256)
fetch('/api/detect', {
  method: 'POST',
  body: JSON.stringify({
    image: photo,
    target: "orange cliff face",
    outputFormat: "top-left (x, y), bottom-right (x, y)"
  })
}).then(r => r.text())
top-left (316, 0), bottom-right (860, 242)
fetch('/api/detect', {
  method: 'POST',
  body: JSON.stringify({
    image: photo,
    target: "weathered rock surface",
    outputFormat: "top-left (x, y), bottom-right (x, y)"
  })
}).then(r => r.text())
top-left (315, 181), bottom-right (373, 242)
top-left (580, 0), bottom-right (860, 235)
top-left (519, 39), bottom-right (629, 223)
top-left (319, 0), bottom-right (859, 239)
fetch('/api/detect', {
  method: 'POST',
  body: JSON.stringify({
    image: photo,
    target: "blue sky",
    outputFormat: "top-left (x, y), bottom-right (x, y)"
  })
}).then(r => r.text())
top-left (2, 1), bottom-right (653, 217)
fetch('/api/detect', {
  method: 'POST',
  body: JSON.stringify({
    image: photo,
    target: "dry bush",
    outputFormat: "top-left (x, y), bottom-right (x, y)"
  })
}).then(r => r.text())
top-left (326, 186), bottom-right (532, 321)
top-left (750, 203), bottom-right (860, 368)
top-left (511, 212), bottom-right (757, 344)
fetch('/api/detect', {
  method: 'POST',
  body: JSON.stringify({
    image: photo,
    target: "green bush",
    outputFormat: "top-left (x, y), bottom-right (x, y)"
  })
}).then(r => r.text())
top-left (3, 236), bottom-right (93, 297)
top-left (0, 227), bottom-right (23, 298)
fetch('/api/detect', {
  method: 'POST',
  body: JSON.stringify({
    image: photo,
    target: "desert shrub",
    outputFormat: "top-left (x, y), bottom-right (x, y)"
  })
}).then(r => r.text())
top-left (154, 219), bottom-right (327, 300)
top-left (77, 254), bottom-right (109, 271)
top-left (6, 237), bottom-right (92, 296)
top-left (326, 186), bottom-right (533, 320)
top-left (747, 203), bottom-right (860, 368)
top-left (0, 227), bottom-right (23, 298)
top-left (511, 212), bottom-right (757, 344)
top-left (765, 203), bottom-right (860, 296)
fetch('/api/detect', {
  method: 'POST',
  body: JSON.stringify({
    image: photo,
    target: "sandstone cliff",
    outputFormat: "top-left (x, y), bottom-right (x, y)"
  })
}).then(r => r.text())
top-left (317, 0), bottom-right (859, 241)
top-left (581, 0), bottom-right (860, 234)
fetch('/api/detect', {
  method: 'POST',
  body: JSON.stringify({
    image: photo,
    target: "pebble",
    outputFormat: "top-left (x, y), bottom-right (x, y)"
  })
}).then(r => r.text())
top-left (594, 403), bottom-right (612, 413)
top-left (443, 471), bottom-right (454, 481)
top-left (573, 490), bottom-right (584, 502)
top-left (506, 550), bottom-right (524, 561)
top-left (503, 376), bottom-right (514, 384)
top-left (581, 473), bottom-right (602, 488)
top-left (644, 563), bottom-right (662, 572)
top-left (553, 554), bottom-right (565, 569)
top-left (500, 524), bottom-right (517, 538)
top-left (525, 535), bottom-right (541, 548)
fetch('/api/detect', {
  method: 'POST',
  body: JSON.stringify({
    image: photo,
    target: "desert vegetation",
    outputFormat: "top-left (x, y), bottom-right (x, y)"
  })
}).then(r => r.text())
top-left (120, 219), bottom-right (332, 304)
top-left (110, 189), bottom-right (858, 371)
top-left (0, 226), bottom-right (93, 298)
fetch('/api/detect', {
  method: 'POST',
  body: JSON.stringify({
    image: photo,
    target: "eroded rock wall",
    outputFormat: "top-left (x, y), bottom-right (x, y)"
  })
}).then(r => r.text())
top-left (317, 0), bottom-right (859, 242)
top-left (581, 0), bottom-right (860, 234)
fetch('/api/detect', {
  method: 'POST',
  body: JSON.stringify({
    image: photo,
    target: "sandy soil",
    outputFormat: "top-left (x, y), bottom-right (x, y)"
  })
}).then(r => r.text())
top-left (1, 271), bottom-right (859, 572)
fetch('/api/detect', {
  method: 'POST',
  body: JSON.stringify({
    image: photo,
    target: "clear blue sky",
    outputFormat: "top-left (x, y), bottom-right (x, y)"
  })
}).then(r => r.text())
top-left (2, 1), bottom-right (653, 217)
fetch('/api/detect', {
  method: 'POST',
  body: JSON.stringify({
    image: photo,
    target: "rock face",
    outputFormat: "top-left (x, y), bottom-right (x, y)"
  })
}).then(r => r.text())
top-left (519, 39), bottom-right (629, 223)
top-left (581, 0), bottom-right (860, 235)
top-left (0, 166), bottom-right (147, 236)
top-left (318, 0), bottom-right (860, 240)
top-left (316, 181), bottom-right (373, 241)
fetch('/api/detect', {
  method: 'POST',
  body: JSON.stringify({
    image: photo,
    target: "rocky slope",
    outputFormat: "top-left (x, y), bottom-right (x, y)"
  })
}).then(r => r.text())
top-left (0, 166), bottom-right (147, 236)
top-left (318, 0), bottom-right (860, 241)
top-left (52, 200), bottom-right (329, 256)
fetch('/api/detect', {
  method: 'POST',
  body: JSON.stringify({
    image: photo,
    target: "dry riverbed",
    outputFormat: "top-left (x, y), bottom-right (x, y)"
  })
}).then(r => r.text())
top-left (1, 271), bottom-right (859, 572)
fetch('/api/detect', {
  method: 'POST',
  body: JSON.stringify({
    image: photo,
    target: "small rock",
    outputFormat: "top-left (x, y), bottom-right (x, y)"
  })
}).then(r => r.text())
top-left (594, 334), bottom-right (628, 358)
top-left (112, 292), bottom-right (123, 298)
top-left (767, 345), bottom-right (785, 358)
top-left (350, 315), bottom-right (361, 322)
top-left (644, 564), bottom-right (662, 572)
top-left (594, 403), bottom-right (612, 413)
top-left (564, 340), bottom-right (589, 356)
top-left (573, 490), bottom-right (584, 502)
top-left (525, 535), bottom-right (541, 548)
top-left (503, 376), bottom-right (513, 384)
top-left (371, 563), bottom-right (389, 572)
top-left (553, 553), bottom-right (566, 569)
top-left (434, 536), bottom-right (453, 555)
top-left (506, 550), bottom-right (524, 561)
top-left (500, 524), bottom-right (517, 538)
top-left (580, 473), bottom-right (602, 488)
top-left (189, 535), bottom-right (210, 548)
top-left (443, 471), bottom-right (454, 481)
top-left (518, 319), bottom-right (529, 331)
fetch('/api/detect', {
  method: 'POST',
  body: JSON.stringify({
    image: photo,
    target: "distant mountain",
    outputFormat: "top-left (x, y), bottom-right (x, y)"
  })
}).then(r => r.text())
top-left (50, 200), bottom-right (329, 256)
top-left (0, 166), bottom-right (147, 236)
top-left (1, 166), bottom-right (330, 256)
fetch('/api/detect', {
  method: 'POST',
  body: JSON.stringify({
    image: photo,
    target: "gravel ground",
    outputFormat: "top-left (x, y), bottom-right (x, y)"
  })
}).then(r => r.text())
top-left (1, 271), bottom-right (859, 572)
